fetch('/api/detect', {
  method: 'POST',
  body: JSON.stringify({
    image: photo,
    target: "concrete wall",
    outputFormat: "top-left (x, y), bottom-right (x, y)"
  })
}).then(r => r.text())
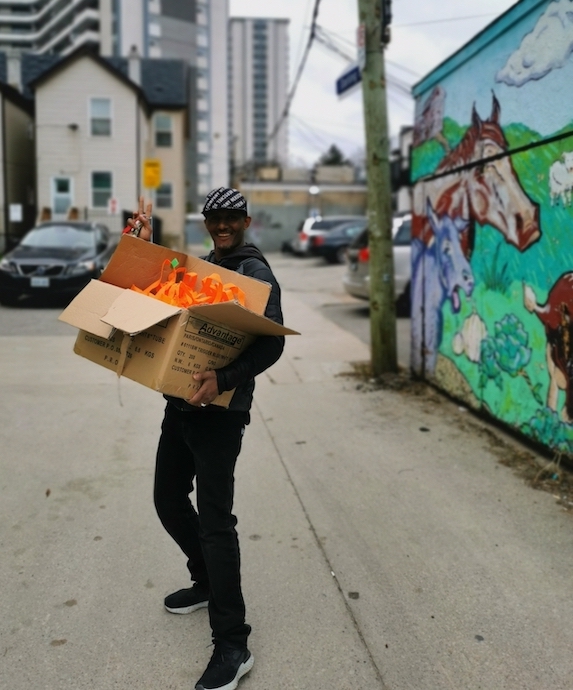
top-left (410, 0), bottom-right (573, 456)
top-left (239, 181), bottom-right (367, 252)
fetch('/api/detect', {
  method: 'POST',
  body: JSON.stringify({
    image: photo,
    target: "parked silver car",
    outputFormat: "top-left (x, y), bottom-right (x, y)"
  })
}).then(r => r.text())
top-left (342, 213), bottom-right (412, 313)
top-left (292, 214), bottom-right (367, 256)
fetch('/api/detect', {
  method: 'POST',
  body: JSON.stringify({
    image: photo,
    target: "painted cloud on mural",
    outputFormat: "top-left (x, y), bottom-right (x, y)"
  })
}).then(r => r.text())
top-left (496, 0), bottom-right (573, 86)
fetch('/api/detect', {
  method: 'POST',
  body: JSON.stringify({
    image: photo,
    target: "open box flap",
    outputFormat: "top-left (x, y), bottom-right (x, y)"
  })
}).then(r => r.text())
top-left (58, 279), bottom-right (123, 338)
top-left (100, 289), bottom-right (182, 335)
top-left (189, 302), bottom-right (300, 336)
top-left (100, 235), bottom-right (188, 292)
top-left (100, 235), bottom-right (271, 314)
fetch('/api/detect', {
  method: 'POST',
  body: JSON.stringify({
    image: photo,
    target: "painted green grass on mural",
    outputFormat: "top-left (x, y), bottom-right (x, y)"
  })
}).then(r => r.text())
top-left (411, 140), bottom-right (445, 181)
top-left (522, 408), bottom-right (573, 455)
top-left (481, 243), bottom-right (511, 294)
top-left (504, 122), bottom-right (543, 150)
top-left (410, 117), bottom-right (465, 181)
top-left (442, 117), bottom-right (465, 150)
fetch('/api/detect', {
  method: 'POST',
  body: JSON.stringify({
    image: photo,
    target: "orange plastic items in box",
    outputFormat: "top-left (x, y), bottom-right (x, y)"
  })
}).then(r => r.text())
top-left (130, 258), bottom-right (246, 308)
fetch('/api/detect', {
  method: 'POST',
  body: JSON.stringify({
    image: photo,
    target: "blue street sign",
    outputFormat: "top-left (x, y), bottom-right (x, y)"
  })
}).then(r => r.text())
top-left (335, 64), bottom-right (362, 96)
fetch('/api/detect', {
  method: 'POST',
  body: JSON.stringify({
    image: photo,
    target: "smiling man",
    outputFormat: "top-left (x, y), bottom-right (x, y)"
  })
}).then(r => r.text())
top-left (134, 187), bottom-right (285, 690)
top-left (202, 187), bottom-right (252, 257)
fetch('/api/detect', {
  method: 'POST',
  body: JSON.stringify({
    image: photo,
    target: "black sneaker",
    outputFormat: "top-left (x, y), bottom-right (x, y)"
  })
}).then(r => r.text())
top-left (195, 642), bottom-right (254, 690)
top-left (164, 584), bottom-right (209, 614)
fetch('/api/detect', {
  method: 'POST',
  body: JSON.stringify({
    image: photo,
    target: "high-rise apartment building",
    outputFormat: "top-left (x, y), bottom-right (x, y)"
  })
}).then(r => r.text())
top-left (0, 0), bottom-right (103, 55)
top-left (0, 0), bottom-right (229, 210)
top-left (229, 17), bottom-right (289, 174)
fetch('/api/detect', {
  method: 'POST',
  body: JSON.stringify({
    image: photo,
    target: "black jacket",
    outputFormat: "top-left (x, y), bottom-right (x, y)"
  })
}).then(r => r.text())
top-left (164, 244), bottom-right (285, 413)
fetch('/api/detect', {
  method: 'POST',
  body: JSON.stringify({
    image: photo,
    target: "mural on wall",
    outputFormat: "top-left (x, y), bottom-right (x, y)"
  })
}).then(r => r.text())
top-left (411, 0), bottom-right (573, 455)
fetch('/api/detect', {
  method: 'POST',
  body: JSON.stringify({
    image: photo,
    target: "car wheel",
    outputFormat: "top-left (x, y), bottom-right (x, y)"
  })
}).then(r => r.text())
top-left (336, 246), bottom-right (347, 264)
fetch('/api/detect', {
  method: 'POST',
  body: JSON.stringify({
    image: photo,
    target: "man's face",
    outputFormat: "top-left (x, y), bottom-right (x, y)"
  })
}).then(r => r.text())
top-left (204, 210), bottom-right (251, 255)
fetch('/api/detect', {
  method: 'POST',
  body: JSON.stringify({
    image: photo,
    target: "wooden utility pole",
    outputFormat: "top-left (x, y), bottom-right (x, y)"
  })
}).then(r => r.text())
top-left (357, 0), bottom-right (397, 376)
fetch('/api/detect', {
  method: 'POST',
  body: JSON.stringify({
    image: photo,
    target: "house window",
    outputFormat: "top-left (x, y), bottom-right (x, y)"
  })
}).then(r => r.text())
top-left (91, 171), bottom-right (112, 208)
top-left (90, 98), bottom-right (112, 136)
top-left (156, 182), bottom-right (172, 208)
top-left (154, 113), bottom-right (172, 147)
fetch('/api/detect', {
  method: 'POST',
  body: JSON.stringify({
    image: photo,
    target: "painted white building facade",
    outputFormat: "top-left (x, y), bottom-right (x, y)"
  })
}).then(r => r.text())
top-left (33, 51), bottom-right (187, 247)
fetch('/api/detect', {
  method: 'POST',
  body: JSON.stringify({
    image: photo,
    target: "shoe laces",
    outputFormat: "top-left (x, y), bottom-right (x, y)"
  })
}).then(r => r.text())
top-left (206, 641), bottom-right (239, 669)
top-left (206, 642), bottom-right (225, 669)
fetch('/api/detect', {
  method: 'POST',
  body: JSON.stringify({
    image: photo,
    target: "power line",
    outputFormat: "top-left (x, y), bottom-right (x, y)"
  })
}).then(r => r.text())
top-left (314, 24), bottom-right (421, 85)
top-left (393, 12), bottom-right (498, 28)
top-left (267, 0), bottom-right (322, 145)
top-left (293, 0), bottom-right (317, 77)
top-left (386, 59), bottom-right (421, 78)
top-left (291, 112), bottom-right (364, 150)
top-left (314, 25), bottom-right (354, 63)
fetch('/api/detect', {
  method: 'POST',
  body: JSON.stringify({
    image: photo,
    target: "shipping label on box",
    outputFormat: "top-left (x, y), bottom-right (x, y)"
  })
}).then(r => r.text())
top-left (74, 311), bottom-right (256, 407)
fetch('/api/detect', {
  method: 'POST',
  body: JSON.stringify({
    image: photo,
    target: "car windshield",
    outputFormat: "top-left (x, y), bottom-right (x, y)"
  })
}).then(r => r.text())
top-left (21, 225), bottom-right (96, 250)
top-left (337, 222), bottom-right (366, 237)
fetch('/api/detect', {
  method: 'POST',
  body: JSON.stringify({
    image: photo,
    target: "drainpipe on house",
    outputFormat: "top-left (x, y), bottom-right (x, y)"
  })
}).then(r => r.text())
top-left (129, 45), bottom-right (142, 205)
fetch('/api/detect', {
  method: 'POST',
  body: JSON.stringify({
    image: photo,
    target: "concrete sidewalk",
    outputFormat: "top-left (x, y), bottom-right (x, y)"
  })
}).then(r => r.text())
top-left (1, 285), bottom-right (573, 689)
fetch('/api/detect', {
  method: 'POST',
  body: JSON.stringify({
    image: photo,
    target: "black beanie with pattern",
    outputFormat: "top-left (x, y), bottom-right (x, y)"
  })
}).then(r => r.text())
top-left (202, 187), bottom-right (248, 216)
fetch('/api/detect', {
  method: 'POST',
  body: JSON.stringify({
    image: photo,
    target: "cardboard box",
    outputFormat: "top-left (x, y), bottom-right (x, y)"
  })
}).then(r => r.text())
top-left (58, 235), bottom-right (298, 407)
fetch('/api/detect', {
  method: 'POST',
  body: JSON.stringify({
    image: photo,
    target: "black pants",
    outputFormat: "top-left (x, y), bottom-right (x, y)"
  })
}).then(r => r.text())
top-left (154, 402), bottom-right (251, 647)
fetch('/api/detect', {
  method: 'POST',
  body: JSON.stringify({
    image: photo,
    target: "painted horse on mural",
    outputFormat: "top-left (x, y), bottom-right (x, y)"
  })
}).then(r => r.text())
top-left (412, 200), bottom-right (475, 374)
top-left (524, 274), bottom-right (573, 422)
top-left (413, 93), bottom-right (541, 257)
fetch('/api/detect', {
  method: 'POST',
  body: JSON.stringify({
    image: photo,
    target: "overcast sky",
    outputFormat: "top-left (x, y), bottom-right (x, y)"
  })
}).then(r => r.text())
top-left (229, 0), bottom-right (519, 167)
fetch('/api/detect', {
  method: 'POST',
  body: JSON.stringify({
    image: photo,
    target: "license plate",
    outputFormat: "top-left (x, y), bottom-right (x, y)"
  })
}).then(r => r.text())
top-left (31, 277), bottom-right (50, 288)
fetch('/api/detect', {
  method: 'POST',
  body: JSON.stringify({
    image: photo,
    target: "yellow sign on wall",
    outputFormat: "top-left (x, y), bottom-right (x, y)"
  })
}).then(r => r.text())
top-left (143, 159), bottom-right (162, 189)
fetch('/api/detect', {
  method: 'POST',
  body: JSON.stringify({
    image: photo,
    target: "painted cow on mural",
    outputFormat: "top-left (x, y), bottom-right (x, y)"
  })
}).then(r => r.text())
top-left (412, 200), bottom-right (475, 374)
top-left (549, 151), bottom-right (573, 207)
top-left (413, 94), bottom-right (541, 257)
top-left (523, 273), bottom-right (573, 422)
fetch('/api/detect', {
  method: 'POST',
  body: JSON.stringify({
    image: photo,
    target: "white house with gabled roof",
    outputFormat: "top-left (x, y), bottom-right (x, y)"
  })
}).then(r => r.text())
top-left (30, 46), bottom-right (188, 248)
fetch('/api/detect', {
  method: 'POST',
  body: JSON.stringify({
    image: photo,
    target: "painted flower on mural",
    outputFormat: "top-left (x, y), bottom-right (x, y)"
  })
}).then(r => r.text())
top-left (479, 314), bottom-right (543, 405)
top-left (479, 337), bottom-right (503, 389)
top-left (493, 314), bottom-right (531, 375)
top-left (522, 408), bottom-right (573, 455)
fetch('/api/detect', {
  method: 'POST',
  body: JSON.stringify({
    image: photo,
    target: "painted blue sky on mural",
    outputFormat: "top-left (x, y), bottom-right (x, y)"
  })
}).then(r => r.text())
top-left (422, 0), bottom-right (573, 135)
